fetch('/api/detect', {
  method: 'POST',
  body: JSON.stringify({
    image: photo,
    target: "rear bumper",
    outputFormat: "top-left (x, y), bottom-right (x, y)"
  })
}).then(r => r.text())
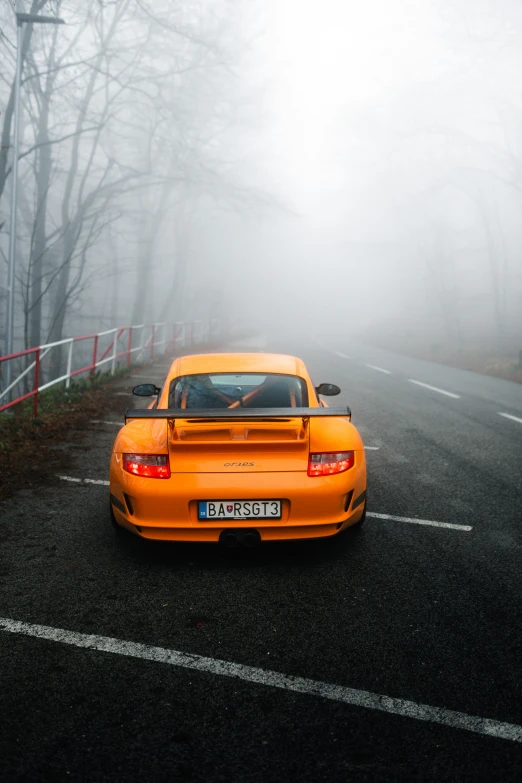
top-left (110, 452), bottom-right (366, 541)
top-left (112, 520), bottom-right (364, 542)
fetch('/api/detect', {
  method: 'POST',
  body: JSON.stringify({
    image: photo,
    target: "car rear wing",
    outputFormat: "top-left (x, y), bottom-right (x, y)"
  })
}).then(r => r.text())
top-left (125, 406), bottom-right (351, 423)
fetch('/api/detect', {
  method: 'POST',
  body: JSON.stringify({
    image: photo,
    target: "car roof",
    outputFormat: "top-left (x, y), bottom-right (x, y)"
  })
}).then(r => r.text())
top-left (172, 353), bottom-right (305, 378)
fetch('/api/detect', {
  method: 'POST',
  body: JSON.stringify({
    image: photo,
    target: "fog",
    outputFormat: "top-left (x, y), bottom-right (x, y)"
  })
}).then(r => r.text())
top-left (1, 0), bottom-right (522, 375)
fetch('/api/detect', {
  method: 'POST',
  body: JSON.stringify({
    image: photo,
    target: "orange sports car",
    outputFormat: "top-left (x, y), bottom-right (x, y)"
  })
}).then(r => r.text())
top-left (109, 353), bottom-right (367, 545)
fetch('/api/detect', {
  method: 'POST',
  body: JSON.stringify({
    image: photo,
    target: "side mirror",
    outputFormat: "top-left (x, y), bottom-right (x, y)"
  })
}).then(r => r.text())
top-left (133, 383), bottom-right (160, 397)
top-left (316, 383), bottom-right (341, 396)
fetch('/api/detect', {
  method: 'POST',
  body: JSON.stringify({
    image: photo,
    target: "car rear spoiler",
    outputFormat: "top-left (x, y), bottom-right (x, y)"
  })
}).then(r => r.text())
top-left (125, 407), bottom-right (351, 423)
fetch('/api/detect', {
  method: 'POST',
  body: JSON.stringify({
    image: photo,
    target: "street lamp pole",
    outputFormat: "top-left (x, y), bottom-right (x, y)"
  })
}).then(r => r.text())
top-left (3, 11), bottom-right (64, 401)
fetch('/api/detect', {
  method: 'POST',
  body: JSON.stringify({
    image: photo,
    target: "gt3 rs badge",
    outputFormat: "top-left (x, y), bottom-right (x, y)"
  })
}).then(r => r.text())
top-left (224, 462), bottom-right (254, 467)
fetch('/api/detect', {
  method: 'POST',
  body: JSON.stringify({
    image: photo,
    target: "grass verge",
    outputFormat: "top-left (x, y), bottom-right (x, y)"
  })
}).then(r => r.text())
top-left (366, 333), bottom-right (522, 384)
top-left (402, 346), bottom-right (522, 383)
top-left (0, 367), bottom-right (134, 501)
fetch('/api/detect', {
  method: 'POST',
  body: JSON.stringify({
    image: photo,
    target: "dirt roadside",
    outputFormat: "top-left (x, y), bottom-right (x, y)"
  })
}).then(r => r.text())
top-left (366, 336), bottom-right (522, 384)
top-left (0, 363), bottom-right (169, 503)
top-left (0, 334), bottom-right (260, 503)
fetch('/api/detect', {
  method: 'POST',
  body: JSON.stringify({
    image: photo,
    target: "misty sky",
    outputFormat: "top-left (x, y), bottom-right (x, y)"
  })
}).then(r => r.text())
top-left (188, 0), bottom-right (522, 344)
top-left (2, 0), bottom-right (521, 352)
top-left (259, 0), bottom-right (448, 206)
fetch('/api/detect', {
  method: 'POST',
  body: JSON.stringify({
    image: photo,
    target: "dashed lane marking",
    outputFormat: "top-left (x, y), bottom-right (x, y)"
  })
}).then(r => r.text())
top-left (91, 420), bottom-right (123, 426)
top-left (367, 512), bottom-right (472, 532)
top-left (0, 617), bottom-right (519, 743)
top-left (408, 380), bottom-right (461, 399)
top-left (57, 475), bottom-right (110, 487)
top-left (498, 412), bottom-right (522, 425)
top-left (312, 339), bottom-right (352, 360)
top-left (366, 364), bottom-right (392, 374)
top-left (364, 446), bottom-right (380, 451)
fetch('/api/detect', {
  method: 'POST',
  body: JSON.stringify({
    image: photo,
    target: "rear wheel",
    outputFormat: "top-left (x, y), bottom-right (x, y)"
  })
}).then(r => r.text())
top-left (110, 501), bottom-right (123, 531)
top-left (352, 499), bottom-right (366, 528)
top-left (337, 499), bottom-right (366, 536)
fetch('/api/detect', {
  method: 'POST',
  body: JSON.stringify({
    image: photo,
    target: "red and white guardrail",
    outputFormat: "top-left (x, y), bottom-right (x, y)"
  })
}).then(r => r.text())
top-left (0, 319), bottom-right (216, 417)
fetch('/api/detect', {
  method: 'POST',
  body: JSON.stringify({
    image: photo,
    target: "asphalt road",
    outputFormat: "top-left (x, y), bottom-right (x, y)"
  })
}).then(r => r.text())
top-left (1, 334), bottom-right (521, 781)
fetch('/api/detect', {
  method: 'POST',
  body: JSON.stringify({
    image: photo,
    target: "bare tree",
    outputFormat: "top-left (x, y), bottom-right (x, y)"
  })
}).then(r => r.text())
top-left (1, 0), bottom-right (272, 374)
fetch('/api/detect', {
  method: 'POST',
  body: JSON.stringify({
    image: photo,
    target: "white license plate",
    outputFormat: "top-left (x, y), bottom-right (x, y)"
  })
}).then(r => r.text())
top-left (198, 500), bottom-right (282, 520)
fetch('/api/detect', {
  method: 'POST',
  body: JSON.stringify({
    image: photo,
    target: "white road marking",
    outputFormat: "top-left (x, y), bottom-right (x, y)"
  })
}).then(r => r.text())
top-left (498, 412), bottom-right (522, 425)
top-left (57, 475), bottom-right (110, 487)
top-left (367, 512), bottom-right (472, 532)
top-left (364, 446), bottom-right (380, 450)
top-left (114, 392), bottom-right (131, 396)
top-left (408, 380), bottom-right (460, 399)
top-left (312, 339), bottom-right (351, 360)
top-left (57, 474), bottom-right (471, 534)
top-left (0, 616), bottom-right (519, 743)
top-left (91, 420), bottom-right (123, 426)
top-left (366, 364), bottom-right (391, 375)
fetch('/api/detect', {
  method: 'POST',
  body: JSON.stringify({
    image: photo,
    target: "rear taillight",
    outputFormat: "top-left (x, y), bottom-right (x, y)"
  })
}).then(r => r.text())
top-left (308, 451), bottom-right (354, 477)
top-left (123, 454), bottom-right (170, 478)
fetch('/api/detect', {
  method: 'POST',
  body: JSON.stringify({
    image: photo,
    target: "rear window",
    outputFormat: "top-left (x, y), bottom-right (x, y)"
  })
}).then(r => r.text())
top-left (168, 373), bottom-right (309, 409)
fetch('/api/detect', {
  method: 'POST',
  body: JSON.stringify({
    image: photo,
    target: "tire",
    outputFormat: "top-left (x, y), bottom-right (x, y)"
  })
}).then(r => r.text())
top-left (352, 499), bottom-right (366, 528)
top-left (110, 501), bottom-right (123, 531)
top-left (337, 499), bottom-right (366, 536)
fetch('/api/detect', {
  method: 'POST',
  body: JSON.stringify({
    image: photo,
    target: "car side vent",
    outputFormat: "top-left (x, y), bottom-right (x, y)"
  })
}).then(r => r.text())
top-left (344, 490), bottom-right (354, 512)
top-left (124, 493), bottom-right (135, 515)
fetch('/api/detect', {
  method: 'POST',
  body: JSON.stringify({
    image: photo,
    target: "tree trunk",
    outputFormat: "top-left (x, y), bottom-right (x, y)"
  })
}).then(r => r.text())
top-left (109, 227), bottom-right (119, 327)
top-left (130, 199), bottom-right (170, 325)
top-left (29, 92), bottom-right (52, 350)
top-left (131, 234), bottom-right (154, 325)
top-left (159, 242), bottom-right (189, 324)
top-left (47, 226), bottom-right (75, 378)
top-left (158, 198), bottom-right (196, 323)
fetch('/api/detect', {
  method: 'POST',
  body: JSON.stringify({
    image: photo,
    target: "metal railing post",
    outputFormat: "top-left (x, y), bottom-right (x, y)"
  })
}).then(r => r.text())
top-left (111, 330), bottom-right (118, 374)
top-left (33, 349), bottom-right (40, 418)
top-left (2, 322), bottom-right (183, 415)
top-left (65, 340), bottom-right (74, 388)
top-left (127, 327), bottom-right (133, 366)
top-left (91, 334), bottom-right (99, 377)
top-left (138, 326), bottom-right (144, 363)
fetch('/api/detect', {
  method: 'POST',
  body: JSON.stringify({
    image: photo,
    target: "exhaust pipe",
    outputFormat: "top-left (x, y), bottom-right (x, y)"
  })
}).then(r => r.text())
top-left (220, 529), bottom-right (261, 548)
top-left (243, 532), bottom-right (259, 548)
top-left (221, 532), bottom-right (239, 548)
